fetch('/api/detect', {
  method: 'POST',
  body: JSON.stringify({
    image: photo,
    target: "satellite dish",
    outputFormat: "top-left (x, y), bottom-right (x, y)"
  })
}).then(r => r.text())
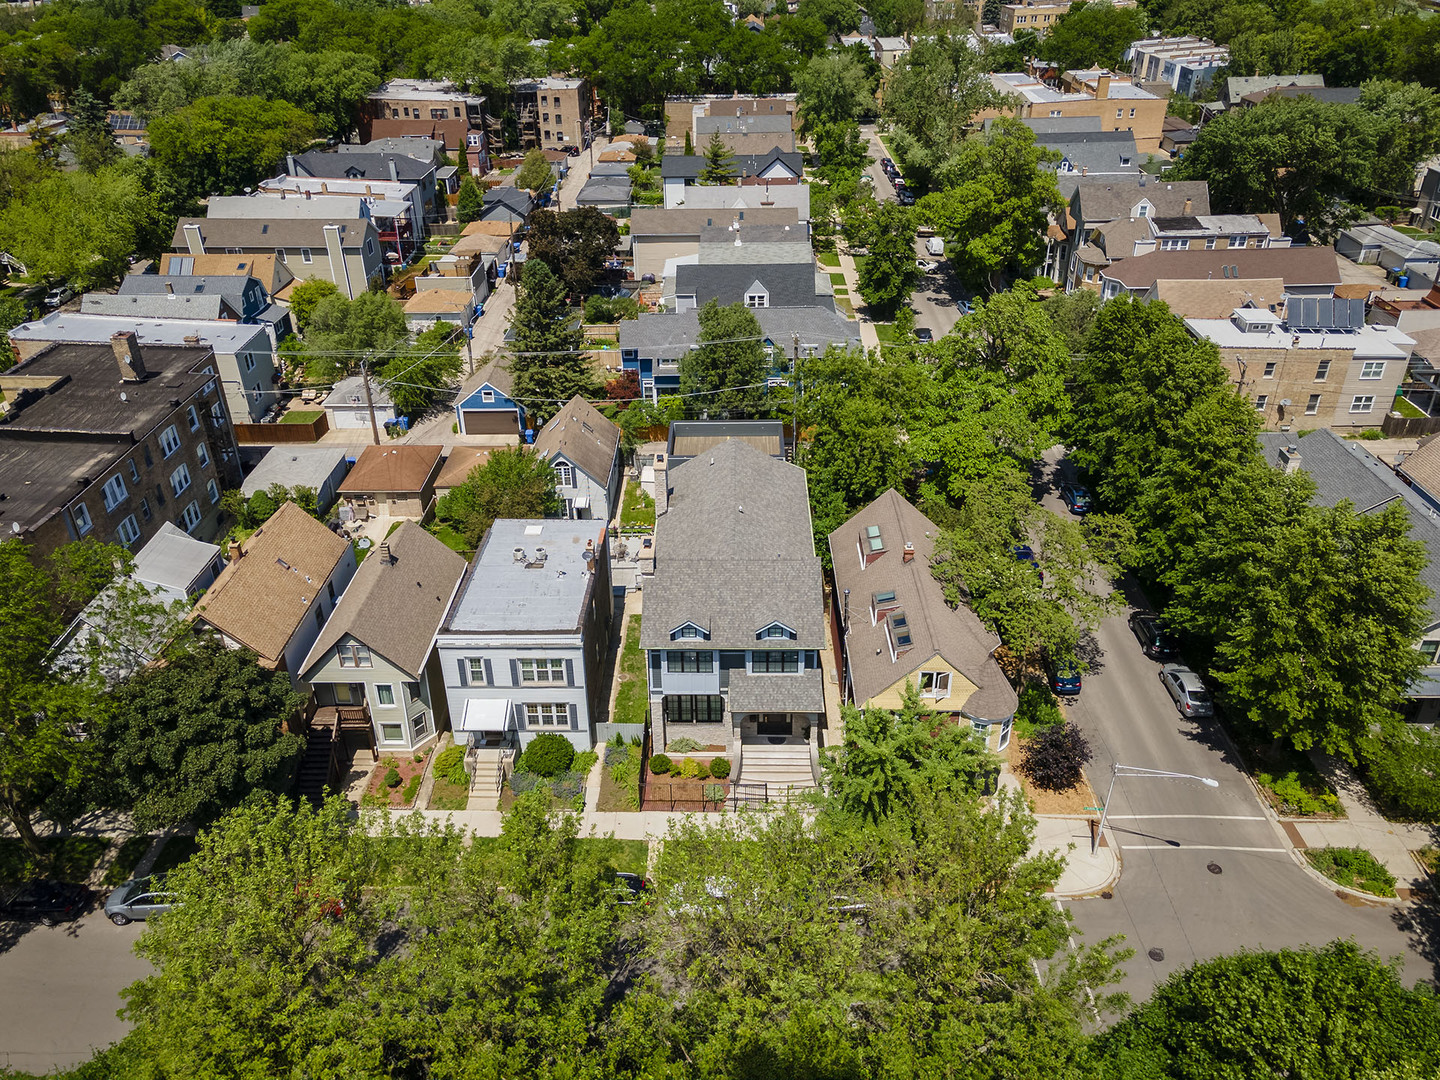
top-left (357, 537), bottom-right (372, 549)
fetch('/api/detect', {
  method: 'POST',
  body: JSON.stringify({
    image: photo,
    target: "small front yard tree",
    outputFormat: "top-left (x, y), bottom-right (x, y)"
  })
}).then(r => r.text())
top-left (1018, 721), bottom-right (1092, 792)
top-left (434, 445), bottom-right (563, 548)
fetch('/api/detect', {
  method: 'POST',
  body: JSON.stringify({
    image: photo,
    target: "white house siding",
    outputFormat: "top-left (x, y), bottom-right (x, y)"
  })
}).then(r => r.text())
top-left (435, 635), bottom-right (596, 751)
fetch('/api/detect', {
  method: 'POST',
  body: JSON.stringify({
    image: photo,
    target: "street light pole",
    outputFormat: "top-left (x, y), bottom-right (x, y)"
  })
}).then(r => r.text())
top-left (1093, 763), bottom-right (1221, 854)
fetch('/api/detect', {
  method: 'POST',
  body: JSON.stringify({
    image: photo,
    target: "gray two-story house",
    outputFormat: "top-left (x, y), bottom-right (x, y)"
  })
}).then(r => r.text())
top-left (298, 522), bottom-right (468, 754)
top-left (436, 519), bottom-right (613, 752)
top-left (640, 437), bottom-right (826, 789)
top-left (532, 395), bottom-right (623, 523)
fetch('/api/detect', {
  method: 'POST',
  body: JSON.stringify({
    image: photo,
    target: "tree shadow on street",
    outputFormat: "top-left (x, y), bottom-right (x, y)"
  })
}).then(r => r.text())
top-left (1393, 894), bottom-right (1440, 986)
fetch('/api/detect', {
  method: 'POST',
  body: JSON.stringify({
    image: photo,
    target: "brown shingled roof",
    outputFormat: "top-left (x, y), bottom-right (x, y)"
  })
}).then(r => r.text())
top-left (339, 445), bottom-right (443, 495)
top-left (532, 396), bottom-right (620, 489)
top-left (1104, 246), bottom-right (1341, 289)
top-left (193, 501), bottom-right (351, 664)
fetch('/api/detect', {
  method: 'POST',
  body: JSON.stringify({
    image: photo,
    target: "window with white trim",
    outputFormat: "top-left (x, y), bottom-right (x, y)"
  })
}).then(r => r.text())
top-left (139, 497), bottom-right (152, 521)
top-left (919, 670), bottom-right (951, 698)
top-left (73, 502), bottom-right (92, 535)
top-left (244, 353), bottom-right (257, 372)
top-left (170, 464), bottom-right (192, 497)
top-left (301, 248), bottom-right (313, 264)
top-left (210, 402), bottom-right (227, 426)
top-left (554, 463), bottom-right (573, 487)
top-left (1350, 395), bottom-right (1375, 413)
top-left (466, 658), bottom-right (487, 684)
top-left (379, 722), bottom-right (405, 743)
top-left (338, 644), bottom-right (373, 668)
top-left (481, 389), bottom-right (495, 403)
top-left (116, 515), bottom-right (141, 547)
top-left (187, 405), bottom-right (201, 432)
top-left (159, 425), bottom-right (181, 458)
top-left (102, 474), bottom-right (128, 511)
top-left (672, 624), bottom-right (706, 640)
top-left (197, 443), bottom-right (210, 469)
top-left (745, 292), bottom-right (768, 308)
top-left (207, 479), bottom-right (220, 504)
top-left (1306, 393), bottom-right (1321, 415)
top-left (128, 459), bottom-right (140, 483)
top-left (1255, 394), bottom-right (1269, 411)
top-left (1360, 361), bottom-right (1386, 380)
top-left (1315, 360), bottom-right (1330, 381)
top-left (375, 684), bottom-right (396, 706)
top-left (519, 658), bottom-right (566, 683)
top-left (1263, 362), bottom-right (1276, 378)
top-left (181, 500), bottom-right (202, 532)
top-left (525, 702), bottom-right (569, 727)
top-left (1205, 237), bottom-right (1216, 249)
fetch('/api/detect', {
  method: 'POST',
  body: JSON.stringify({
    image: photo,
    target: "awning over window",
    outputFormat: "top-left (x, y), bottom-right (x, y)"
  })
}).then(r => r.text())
top-left (458, 697), bottom-right (513, 732)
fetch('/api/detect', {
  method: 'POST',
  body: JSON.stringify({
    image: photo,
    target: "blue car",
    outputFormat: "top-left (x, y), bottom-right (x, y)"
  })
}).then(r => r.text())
top-left (1048, 658), bottom-right (1082, 696)
top-left (1060, 482), bottom-right (1093, 515)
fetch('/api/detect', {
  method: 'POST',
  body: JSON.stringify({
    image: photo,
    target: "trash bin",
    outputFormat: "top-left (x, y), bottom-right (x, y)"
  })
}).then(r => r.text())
top-left (1399, 274), bottom-right (1411, 288)
top-left (398, 415), bottom-right (410, 432)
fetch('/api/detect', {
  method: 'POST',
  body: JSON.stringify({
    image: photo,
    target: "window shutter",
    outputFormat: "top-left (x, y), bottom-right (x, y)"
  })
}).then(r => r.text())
top-left (565, 658), bottom-right (575, 686)
top-left (513, 702), bottom-right (527, 727)
top-left (509, 658), bottom-right (519, 685)
top-left (568, 703), bottom-right (578, 726)
top-left (483, 658), bottom-right (493, 685)
top-left (456, 658), bottom-right (467, 686)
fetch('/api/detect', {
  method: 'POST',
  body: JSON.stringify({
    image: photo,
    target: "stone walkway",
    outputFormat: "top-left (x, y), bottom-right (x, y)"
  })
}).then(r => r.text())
top-left (1288, 751), bottom-right (1437, 898)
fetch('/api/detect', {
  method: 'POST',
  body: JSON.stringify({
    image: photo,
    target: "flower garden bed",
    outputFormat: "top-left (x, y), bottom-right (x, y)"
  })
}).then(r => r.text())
top-left (363, 748), bottom-right (432, 809)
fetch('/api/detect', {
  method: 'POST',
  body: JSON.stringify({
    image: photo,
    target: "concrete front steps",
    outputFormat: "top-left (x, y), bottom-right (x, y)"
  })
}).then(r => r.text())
top-left (732, 744), bottom-right (816, 804)
top-left (466, 748), bottom-right (512, 811)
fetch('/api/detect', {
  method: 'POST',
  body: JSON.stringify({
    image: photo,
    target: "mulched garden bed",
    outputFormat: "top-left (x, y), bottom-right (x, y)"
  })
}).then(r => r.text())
top-left (364, 749), bottom-right (432, 809)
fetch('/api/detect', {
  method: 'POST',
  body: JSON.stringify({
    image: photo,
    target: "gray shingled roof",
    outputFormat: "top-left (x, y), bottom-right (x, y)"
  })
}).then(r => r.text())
top-left (1071, 178), bottom-right (1212, 224)
top-left (640, 438), bottom-right (822, 650)
top-left (1258, 429), bottom-right (1440, 623)
top-left (291, 148), bottom-right (434, 182)
top-left (619, 306), bottom-right (861, 360)
top-left (532, 396), bottom-right (621, 486)
top-left (659, 149), bottom-right (803, 181)
top-left (1106, 246), bottom-right (1340, 288)
top-left (674, 263), bottom-right (831, 310)
top-left (1036, 130), bottom-right (1139, 178)
top-left (728, 668), bottom-right (826, 713)
top-left (171, 216), bottom-right (373, 250)
top-left (81, 292), bottom-right (240, 320)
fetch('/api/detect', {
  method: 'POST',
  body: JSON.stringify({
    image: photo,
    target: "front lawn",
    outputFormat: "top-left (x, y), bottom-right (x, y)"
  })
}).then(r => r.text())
top-left (427, 774), bottom-right (469, 810)
top-left (364, 749), bottom-right (433, 808)
top-left (280, 409), bottom-right (324, 425)
top-left (1305, 846), bottom-right (1397, 897)
top-left (828, 272), bottom-right (847, 288)
top-left (817, 252), bottom-right (841, 268)
top-left (0, 836), bottom-right (110, 886)
top-left (873, 322), bottom-right (895, 345)
top-left (613, 613), bottom-right (648, 726)
top-left (619, 482), bottom-right (655, 530)
top-left (598, 740), bottom-right (642, 811)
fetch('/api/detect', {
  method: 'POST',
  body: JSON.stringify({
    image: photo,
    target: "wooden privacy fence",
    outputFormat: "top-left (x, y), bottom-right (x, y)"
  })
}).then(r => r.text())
top-left (233, 414), bottom-right (329, 444)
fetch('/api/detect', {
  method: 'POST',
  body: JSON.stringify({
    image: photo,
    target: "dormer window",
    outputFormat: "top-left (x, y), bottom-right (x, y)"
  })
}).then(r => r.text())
top-left (870, 589), bottom-right (898, 624)
top-left (745, 292), bottom-right (768, 308)
top-left (756, 622), bottom-right (796, 640)
top-left (1135, 201), bottom-right (1150, 218)
top-left (671, 623), bottom-right (708, 641)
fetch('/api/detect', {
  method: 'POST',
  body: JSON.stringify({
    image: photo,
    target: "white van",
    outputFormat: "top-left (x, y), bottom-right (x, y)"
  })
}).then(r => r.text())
top-left (925, 236), bottom-right (944, 257)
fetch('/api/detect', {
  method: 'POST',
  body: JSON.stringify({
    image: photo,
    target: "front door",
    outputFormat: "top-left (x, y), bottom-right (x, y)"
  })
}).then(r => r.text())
top-left (756, 713), bottom-right (790, 737)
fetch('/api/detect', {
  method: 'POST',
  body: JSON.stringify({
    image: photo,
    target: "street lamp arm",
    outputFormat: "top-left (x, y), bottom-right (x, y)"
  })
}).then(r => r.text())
top-left (1093, 762), bottom-right (1222, 854)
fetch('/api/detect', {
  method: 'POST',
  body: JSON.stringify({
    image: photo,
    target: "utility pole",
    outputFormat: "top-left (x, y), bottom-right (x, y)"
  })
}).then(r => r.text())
top-left (361, 358), bottom-right (381, 445)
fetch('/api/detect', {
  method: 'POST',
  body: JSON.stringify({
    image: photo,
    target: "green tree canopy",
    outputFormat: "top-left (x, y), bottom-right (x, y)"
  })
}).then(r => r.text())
top-left (286, 278), bottom-right (340, 335)
top-left (795, 51), bottom-right (876, 130)
top-left (292, 290), bottom-right (409, 383)
top-left (699, 131), bottom-right (737, 184)
top-left (1041, 1), bottom-right (1149, 73)
top-left (679, 299), bottom-right (768, 417)
top-left (99, 642), bottom-right (305, 830)
top-left (147, 95), bottom-right (317, 200)
top-left (856, 201), bottom-right (923, 315)
top-left (434, 444), bottom-right (563, 547)
top-left (376, 323), bottom-right (464, 420)
top-left (457, 172), bottom-right (484, 224)
top-left (525, 206), bottom-right (620, 300)
top-left (513, 148), bottom-right (554, 193)
top-left (507, 259), bottom-right (595, 423)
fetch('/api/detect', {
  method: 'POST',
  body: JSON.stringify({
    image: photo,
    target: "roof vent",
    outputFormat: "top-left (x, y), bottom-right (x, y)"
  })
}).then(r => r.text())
top-left (513, 546), bottom-right (526, 562)
top-left (533, 546), bottom-right (547, 562)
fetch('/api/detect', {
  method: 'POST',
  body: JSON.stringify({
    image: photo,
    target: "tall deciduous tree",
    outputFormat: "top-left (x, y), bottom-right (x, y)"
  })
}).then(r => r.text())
top-left (795, 51), bottom-right (875, 130)
top-left (434, 446), bottom-right (564, 548)
top-left (513, 149), bottom-right (553, 193)
top-left (376, 323), bottom-right (464, 420)
top-left (525, 206), bottom-right (620, 300)
top-left (507, 259), bottom-right (594, 423)
top-left (856, 201), bottom-right (922, 315)
top-left (1041, 1), bottom-right (1150, 73)
top-left (916, 118), bottom-right (1062, 291)
top-left (679, 299), bottom-right (768, 417)
top-left (147, 95), bottom-right (317, 199)
top-left (99, 642), bottom-right (305, 829)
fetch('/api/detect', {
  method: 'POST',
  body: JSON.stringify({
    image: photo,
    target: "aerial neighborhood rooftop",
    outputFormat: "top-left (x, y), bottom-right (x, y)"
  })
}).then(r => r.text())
top-left (4, 0), bottom-right (1440, 1072)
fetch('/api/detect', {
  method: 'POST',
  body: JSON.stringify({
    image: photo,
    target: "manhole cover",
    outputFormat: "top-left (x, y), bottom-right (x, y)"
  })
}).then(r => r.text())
top-left (1207, 862), bottom-right (1223, 875)
top-left (1148, 947), bottom-right (1165, 963)
top-left (1100, 890), bottom-right (1114, 900)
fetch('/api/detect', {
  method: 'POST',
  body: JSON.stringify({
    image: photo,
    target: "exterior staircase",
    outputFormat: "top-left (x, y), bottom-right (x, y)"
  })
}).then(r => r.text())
top-left (466, 747), bottom-right (514, 811)
top-left (296, 717), bottom-right (341, 804)
top-left (731, 743), bottom-right (816, 806)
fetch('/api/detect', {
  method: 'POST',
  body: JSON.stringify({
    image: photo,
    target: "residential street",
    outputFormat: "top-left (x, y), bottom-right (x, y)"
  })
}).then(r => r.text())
top-left (1035, 451), bottom-right (1439, 1000)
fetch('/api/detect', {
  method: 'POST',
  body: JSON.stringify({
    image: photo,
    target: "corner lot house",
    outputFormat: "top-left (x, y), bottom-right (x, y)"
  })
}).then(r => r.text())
top-left (192, 501), bottom-right (357, 686)
top-left (299, 522), bottom-right (468, 755)
top-left (435, 520), bottom-right (613, 752)
top-left (532, 396), bottom-right (623, 522)
top-left (640, 439), bottom-right (826, 793)
top-left (828, 490), bottom-right (1018, 749)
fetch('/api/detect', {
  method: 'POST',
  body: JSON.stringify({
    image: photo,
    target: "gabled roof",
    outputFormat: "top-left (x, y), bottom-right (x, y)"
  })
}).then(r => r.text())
top-left (290, 148), bottom-right (435, 183)
top-left (469, 355), bottom-right (516, 398)
top-left (435, 447), bottom-right (494, 489)
top-left (117, 274), bottom-right (263, 311)
top-left (619, 305), bottom-right (861, 360)
top-left (640, 438), bottom-right (822, 651)
top-left (323, 374), bottom-right (394, 409)
top-left (659, 149), bottom-right (804, 181)
top-left (532, 396), bottom-right (621, 486)
top-left (300, 521), bottom-right (466, 680)
top-left (171, 217), bottom-right (374, 250)
top-left (630, 205), bottom-right (801, 237)
top-left (132, 521), bottom-right (222, 594)
top-left (338, 445), bottom-right (443, 494)
top-left (81, 292), bottom-right (242, 321)
top-left (156, 253), bottom-right (293, 295)
top-left (193, 501), bottom-right (351, 663)
top-left (673, 263), bottom-right (830, 309)
top-left (1399, 436), bottom-right (1440, 510)
top-left (1071, 178), bottom-right (1211, 224)
top-left (1035, 130), bottom-right (1139, 177)
top-left (484, 186), bottom-right (536, 213)
top-left (827, 490), bottom-right (1017, 721)
top-left (241, 446), bottom-right (349, 498)
top-left (1104, 246), bottom-right (1341, 289)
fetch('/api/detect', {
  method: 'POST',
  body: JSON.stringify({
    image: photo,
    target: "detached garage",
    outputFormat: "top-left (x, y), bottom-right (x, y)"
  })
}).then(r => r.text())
top-left (455, 358), bottom-right (527, 437)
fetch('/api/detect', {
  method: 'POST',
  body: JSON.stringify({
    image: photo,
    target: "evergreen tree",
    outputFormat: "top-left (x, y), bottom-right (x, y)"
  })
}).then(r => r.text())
top-left (699, 132), bottom-right (736, 184)
top-left (683, 129), bottom-right (693, 155)
top-left (65, 88), bottom-right (120, 173)
top-left (507, 259), bottom-right (595, 426)
top-left (457, 173), bottom-right (483, 224)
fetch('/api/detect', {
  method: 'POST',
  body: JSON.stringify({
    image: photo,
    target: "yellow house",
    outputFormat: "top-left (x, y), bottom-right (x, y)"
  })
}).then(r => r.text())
top-left (828, 490), bottom-right (1019, 750)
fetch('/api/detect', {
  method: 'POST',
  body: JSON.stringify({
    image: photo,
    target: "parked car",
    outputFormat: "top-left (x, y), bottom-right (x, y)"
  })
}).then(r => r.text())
top-left (104, 876), bottom-right (179, 926)
top-left (956, 299), bottom-right (975, 316)
top-left (914, 327), bottom-right (934, 343)
top-left (613, 872), bottom-right (649, 906)
top-left (925, 236), bottom-right (945, 257)
top-left (0, 881), bottom-right (91, 926)
top-left (916, 259), bottom-right (939, 273)
top-left (1128, 610), bottom-right (1179, 661)
top-left (897, 190), bottom-right (916, 206)
top-left (1048, 658), bottom-right (1082, 696)
top-left (1059, 481), bottom-right (1093, 514)
top-left (880, 156), bottom-right (894, 171)
top-left (1012, 544), bottom-right (1043, 582)
top-left (1160, 664), bottom-right (1213, 718)
top-left (565, 145), bottom-right (581, 157)
top-left (43, 285), bottom-right (74, 308)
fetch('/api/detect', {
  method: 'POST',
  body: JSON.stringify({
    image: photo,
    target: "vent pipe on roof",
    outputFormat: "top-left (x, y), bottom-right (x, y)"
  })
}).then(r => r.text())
top-left (513, 546), bottom-right (526, 562)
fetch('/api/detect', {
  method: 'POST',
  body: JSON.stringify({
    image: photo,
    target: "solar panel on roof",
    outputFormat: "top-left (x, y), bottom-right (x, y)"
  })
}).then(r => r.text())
top-left (1287, 296), bottom-right (1365, 330)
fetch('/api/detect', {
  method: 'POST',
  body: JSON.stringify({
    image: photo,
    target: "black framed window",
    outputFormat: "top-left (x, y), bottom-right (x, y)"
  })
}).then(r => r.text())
top-left (752, 650), bottom-right (799, 673)
top-left (666, 650), bottom-right (713, 673)
top-left (667, 695), bottom-right (725, 724)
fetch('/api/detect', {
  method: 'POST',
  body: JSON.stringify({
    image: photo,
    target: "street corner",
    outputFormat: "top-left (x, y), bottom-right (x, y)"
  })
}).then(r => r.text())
top-left (1035, 815), bottom-right (1121, 899)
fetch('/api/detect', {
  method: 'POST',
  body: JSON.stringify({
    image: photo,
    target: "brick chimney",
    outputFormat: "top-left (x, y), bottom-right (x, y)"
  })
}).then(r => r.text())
top-left (228, 540), bottom-right (242, 562)
top-left (1095, 73), bottom-right (1111, 99)
top-left (902, 542), bottom-right (915, 564)
top-left (111, 331), bottom-right (146, 382)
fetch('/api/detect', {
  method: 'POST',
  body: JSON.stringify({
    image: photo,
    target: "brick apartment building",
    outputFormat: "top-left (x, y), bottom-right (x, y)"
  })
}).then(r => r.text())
top-left (361, 79), bottom-right (490, 174)
top-left (511, 77), bottom-right (593, 153)
top-left (0, 332), bottom-right (241, 560)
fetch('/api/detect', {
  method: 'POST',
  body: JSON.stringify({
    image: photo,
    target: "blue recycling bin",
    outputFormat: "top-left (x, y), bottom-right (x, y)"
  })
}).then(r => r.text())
top-left (398, 415), bottom-right (409, 432)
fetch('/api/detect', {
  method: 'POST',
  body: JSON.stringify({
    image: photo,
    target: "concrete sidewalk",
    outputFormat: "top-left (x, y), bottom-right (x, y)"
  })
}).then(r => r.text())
top-left (1035, 816), bottom-right (1120, 898)
top-left (1286, 751), bottom-right (1436, 899)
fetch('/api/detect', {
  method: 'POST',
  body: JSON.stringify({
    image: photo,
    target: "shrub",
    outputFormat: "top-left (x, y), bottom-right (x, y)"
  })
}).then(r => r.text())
top-left (509, 770), bottom-right (543, 794)
top-left (1014, 680), bottom-right (1064, 738)
top-left (709, 756), bottom-right (731, 779)
top-left (1361, 723), bottom-right (1440, 823)
top-left (606, 742), bottom-right (630, 764)
top-left (1018, 722), bottom-right (1092, 792)
top-left (649, 753), bottom-right (673, 775)
top-left (402, 773), bottom-right (422, 804)
top-left (1257, 770), bottom-right (1341, 816)
top-left (522, 733), bottom-right (576, 778)
top-left (434, 745), bottom-right (469, 786)
top-left (703, 783), bottom-right (725, 802)
top-left (550, 771), bottom-right (585, 801)
top-left (572, 750), bottom-right (599, 775)
top-left (678, 757), bottom-right (703, 780)
top-left (384, 767), bottom-right (402, 789)
top-left (1304, 847), bottom-right (1398, 897)
top-left (668, 736), bottom-right (703, 753)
